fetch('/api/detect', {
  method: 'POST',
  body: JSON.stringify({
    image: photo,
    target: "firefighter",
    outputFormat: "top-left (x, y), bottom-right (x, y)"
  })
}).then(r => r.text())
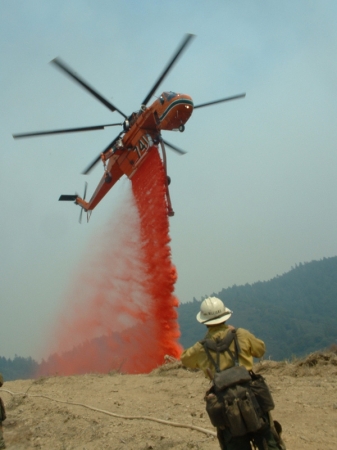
top-left (0, 373), bottom-right (6, 449)
top-left (181, 297), bottom-right (284, 450)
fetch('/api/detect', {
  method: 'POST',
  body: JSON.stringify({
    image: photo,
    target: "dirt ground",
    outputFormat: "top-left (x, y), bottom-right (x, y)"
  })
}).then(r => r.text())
top-left (1, 351), bottom-right (337, 450)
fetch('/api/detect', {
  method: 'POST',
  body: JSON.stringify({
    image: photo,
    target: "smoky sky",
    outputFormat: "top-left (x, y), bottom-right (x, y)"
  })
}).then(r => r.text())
top-left (1, 0), bottom-right (337, 359)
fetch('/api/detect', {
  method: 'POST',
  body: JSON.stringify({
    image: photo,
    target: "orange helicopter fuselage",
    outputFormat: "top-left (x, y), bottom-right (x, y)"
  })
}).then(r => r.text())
top-left (80, 92), bottom-right (193, 213)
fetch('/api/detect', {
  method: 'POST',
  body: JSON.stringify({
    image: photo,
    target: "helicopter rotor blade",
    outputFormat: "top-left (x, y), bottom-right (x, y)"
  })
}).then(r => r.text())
top-left (51, 57), bottom-right (127, 119)
top-left (83, 181), bottom-right (88, 200)
top-left (193, 93), bottom-right (246, 109)
top-left (162, 138), bottom-right (187, 155)
top-left (141, 34), bottom-right (195, 107)
top-left (81, 133), bottom-right (123, 175)
top-left (12, 123), bottom-right (123, 139)
top-left (79, 181), bottom-right (88, 224)
top-left (82, 154), bottom-right (102, 176)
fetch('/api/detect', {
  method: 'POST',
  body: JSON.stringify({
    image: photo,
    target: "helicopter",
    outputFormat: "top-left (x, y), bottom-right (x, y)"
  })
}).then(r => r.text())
top-left (13, 34), bottom-right (245, 221)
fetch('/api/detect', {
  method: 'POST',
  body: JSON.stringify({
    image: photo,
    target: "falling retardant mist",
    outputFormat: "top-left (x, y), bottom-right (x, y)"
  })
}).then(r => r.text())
top-left (39, 147), bottom-right (182, 376)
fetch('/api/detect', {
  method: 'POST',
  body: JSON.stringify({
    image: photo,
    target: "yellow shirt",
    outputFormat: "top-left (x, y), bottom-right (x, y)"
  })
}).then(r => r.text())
top-left (180, 324), bottom-right (265, 379)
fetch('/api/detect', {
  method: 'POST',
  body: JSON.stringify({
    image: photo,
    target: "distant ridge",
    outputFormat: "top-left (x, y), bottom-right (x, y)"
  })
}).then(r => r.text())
top-left (177, 256), bottom-right (337, 360)
top-left (2, 257), bottom-right (336, 380)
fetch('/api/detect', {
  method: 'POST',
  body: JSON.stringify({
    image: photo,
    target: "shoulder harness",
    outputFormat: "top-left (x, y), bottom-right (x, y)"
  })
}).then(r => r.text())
top-left (200, 328), bottom-right (241, 373)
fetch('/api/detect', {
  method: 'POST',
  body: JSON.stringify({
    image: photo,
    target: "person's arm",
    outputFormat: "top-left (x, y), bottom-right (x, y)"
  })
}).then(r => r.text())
top-left (180, 341), bottom-right (203, 369)
top-left (248, 332), bottom-right (266, 358)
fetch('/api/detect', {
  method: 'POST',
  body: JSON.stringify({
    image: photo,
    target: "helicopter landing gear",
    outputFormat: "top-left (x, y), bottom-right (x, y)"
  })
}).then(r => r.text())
top-left (105, 172), bottom-right (112, 183)
top-left (123, 120), bottom-right (130, 131)
top-left (153, 136), bottom-right (160, 145)
top-left (159, 138), bottom-right (175, 217)
top-left (179, 124), bottom-right (185, 132)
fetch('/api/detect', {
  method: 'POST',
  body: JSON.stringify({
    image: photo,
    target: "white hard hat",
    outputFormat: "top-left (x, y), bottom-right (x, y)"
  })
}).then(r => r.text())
top-left (196, 297), bottom-right (232, 325)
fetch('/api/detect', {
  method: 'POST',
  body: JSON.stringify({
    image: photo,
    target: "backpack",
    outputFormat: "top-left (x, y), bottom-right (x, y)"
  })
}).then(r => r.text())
top-left (0, 398), bottom-right (6, 422)
top-left (202, 328), bottom-right (274, 436)
top-left (0, 373), bottom-right (6, 422)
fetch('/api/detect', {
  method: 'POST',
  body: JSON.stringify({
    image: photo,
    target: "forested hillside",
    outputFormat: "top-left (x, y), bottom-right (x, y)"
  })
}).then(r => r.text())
top-left (0, 355), bottom-right (38, 381)
top-left (178, 256), bottom-right (337, 360)
top-left (2, 257), bottom-right (336, 380)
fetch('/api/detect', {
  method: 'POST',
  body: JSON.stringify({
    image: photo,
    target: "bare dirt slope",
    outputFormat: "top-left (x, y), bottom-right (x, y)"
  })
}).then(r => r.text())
top-left (1, 352), bottom-right (337, 450)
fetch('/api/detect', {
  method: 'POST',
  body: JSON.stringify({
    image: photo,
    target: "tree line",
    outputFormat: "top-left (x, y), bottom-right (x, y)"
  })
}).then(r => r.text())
top-left (0, 355), bottom-right (39, 381)
top-left (1, 256), bottom-right (336, 379)
top-left (178, 256), bottom-right (337, 360)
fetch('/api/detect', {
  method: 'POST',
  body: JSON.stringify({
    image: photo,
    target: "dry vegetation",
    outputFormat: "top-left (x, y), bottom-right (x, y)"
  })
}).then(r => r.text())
top-left (1, 350), bottom-right (337, 449)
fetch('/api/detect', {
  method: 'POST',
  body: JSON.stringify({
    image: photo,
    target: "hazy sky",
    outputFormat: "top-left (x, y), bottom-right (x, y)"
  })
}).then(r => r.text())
top-left (1, 1), bottom-right (337, 360)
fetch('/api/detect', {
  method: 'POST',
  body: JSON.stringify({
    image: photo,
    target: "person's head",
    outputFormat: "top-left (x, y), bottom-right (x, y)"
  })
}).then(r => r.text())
top-left (196, 297), bottom-right (232, 326)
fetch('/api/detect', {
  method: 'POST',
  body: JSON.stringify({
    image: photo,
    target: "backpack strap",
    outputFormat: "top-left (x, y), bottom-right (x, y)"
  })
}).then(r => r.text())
top-left (201, 328), bottom-right (241, 372)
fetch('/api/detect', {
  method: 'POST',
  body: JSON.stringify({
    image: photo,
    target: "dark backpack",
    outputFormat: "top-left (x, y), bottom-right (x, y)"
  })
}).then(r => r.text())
top-left (202, 328), bottom-right (274, 436)
top-left (0, 398), bottom-right (6, 422)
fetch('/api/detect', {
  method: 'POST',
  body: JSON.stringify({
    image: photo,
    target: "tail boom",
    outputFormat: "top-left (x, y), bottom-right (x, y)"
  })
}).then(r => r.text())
top-left (58, 194), bottom-right (90, 211)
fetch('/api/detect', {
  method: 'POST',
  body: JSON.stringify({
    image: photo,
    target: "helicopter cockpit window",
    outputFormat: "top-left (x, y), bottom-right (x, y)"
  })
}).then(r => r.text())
top-left (163, 91), bottom-right (177, 101)
top-left (159, 95), bottom-right (164, 104)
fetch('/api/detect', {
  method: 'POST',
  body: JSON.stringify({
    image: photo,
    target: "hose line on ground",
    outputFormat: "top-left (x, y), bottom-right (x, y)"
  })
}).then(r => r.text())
top-left (0, 388), bottom-right (217, 437)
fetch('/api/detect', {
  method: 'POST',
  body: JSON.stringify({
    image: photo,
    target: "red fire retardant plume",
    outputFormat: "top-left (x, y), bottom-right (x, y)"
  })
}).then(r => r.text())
top-left (38, 147), bottom-right (182, 376)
